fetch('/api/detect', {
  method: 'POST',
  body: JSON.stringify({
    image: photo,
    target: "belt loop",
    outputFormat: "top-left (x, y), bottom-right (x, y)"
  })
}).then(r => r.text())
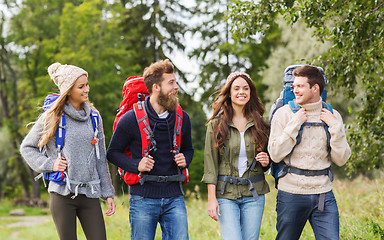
top-left (318, 193), bottom-right (325, 211)
top-left (220, 182), bottom-right (227, 195)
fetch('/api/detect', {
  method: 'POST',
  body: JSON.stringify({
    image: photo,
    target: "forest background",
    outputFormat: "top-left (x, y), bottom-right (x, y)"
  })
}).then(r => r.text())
top-left (0, 0), bottom-right (383, 205)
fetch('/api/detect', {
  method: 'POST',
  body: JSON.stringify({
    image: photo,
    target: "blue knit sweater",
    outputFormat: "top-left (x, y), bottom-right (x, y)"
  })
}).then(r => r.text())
top-left (107, 97), bottom-right (194, 198)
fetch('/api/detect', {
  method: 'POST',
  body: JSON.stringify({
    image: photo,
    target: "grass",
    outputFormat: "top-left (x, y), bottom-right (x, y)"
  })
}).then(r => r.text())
top-left (0, 198), bottom-right (49, 217)
top-left (0, 175), bottom-right (383, 239)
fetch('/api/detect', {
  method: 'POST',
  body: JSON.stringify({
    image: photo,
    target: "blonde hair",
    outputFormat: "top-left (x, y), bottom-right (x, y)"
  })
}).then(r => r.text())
top-left (37, 81), bottom-right (95, 148)
top-left (38, 89), bottom-right (70, 148)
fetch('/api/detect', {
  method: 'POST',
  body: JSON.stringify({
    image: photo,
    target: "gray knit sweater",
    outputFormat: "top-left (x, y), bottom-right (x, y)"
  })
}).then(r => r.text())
top-left (20, 102), bottom-right (114, 199)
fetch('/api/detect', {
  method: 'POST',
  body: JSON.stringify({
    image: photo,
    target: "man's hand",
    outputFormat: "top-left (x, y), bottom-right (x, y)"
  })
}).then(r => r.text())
top-left (173, 152), bottom-right (187, 168)
top-left (293, 108), bottom-right (307, 124)
top-left (138, 155), bottom-right (154, 172)
top-left (53, 156), bottom-right (67, 171)
top-left (320, 108), bottom-right (336, 126)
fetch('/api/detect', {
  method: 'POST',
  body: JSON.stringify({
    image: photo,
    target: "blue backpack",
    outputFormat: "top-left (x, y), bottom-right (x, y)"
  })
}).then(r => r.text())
top-left (268, 65), bottom-right (334, 188)
top-left (35, 94), bottom-right (100, 186)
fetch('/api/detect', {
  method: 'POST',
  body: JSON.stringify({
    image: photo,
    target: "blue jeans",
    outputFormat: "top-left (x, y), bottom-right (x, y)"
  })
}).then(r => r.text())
top-left (129, 195), bottom-right (189, 240)
top-left (276, 190), bottom-right (339, 240)
top-left (217, 195), bottom-right (265, 240)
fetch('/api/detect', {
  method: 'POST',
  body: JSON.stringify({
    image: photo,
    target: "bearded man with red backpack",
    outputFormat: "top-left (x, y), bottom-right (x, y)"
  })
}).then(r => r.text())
top-left (107, 59), bottom-right (194, 240)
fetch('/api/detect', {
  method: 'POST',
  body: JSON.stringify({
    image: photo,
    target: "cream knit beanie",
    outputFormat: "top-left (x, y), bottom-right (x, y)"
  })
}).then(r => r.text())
top-left (48, 62), bottom-right (88, 93)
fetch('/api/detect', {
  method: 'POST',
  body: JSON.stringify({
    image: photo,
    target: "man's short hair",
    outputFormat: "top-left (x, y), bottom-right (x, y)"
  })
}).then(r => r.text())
top-left (143, 59), bottom-right (174, 94)
top-left (293, 65), bottom-right (325, 94)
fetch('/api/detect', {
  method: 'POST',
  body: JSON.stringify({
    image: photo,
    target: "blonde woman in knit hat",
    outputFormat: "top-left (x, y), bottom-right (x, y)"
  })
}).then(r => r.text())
top-left (202, 72), bottom-right (270, 240)
top-left (20, 63), bottom-right (115, 240)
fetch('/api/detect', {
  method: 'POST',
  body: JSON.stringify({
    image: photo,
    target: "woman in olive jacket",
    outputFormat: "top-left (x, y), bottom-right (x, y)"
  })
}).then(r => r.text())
top-left (202, 72), bottom-right (270, 240)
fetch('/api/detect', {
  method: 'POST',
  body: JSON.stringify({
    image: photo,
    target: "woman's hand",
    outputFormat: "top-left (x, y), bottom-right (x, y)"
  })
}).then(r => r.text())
top-left (256, 152), bottom-right (270, 167)
top-left (207, 184), bottom-right (220, 221)
top-left (52, 156), bottom-right (67, 171)
top-left (207, 197), bottom-right (220, 221)
top-left (105, 197), bottom-right (116, 216)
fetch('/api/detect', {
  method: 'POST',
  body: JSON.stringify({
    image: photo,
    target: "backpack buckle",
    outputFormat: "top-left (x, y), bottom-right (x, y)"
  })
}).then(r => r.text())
top-left (157, 176), bottom-right (168, 182)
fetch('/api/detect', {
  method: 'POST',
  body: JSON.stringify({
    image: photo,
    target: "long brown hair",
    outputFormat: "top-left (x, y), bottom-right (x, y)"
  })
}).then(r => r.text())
top-left (207, 72), bottom-right (269, 151)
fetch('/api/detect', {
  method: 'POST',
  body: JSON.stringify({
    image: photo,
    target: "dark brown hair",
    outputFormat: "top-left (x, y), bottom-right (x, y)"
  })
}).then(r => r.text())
top-left (143, 59), bottom-right (174, 94)
top-left (207, 73), bottom-right (269, 151)
top-left (293, 65), bottom-right (325, 94)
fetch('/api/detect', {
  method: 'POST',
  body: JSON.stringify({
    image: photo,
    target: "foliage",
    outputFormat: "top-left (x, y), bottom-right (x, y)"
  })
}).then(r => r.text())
top-left (55, 0), bottom-right (139, 142)
top-left (261, 18), bottom-right (332, 111)
top-left (228, 0), bottom-right (384, 175)
top-left (116, 0), bottom-right (193, 81)
top-left (190, 0), bottom-right (281, 106)
top-left (183, 149), bottom-right (206, 193)
top-left (0, 127), bottom-right (14, 196)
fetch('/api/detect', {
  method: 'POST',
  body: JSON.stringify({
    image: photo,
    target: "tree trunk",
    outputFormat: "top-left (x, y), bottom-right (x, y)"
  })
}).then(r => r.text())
top-left (31, 173), bottom-right (41, 198)
top-left (1, 37), bottom-right (41, 199)
top-left (111, 165), bottom-right (120, 195)
top-left (18, 162), bottom-right (31, 198)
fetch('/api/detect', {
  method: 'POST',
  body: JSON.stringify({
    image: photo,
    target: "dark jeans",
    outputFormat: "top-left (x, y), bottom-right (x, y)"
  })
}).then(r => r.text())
top-left (276, 190), bottom-right (339, 240)
top-left (50, 192), bottom-right (106, 240)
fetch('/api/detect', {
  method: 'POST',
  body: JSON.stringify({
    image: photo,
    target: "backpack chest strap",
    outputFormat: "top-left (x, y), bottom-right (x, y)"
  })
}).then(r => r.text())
top-left (139, 173), bottom-right (186, 185)
top-left (277, 163), bottom-right (333, 181)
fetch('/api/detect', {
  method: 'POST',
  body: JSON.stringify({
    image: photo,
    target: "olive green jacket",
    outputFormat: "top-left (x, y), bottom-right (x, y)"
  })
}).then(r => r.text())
top-left (202, 118), bottom-right (270, 199)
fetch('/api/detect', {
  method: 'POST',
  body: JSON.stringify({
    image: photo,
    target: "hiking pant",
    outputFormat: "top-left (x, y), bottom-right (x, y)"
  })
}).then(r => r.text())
top-left (275, 190), bottom-right (339, 240)
top-left (49, 192), bottom-right (107, 240)
top-left (217, 195), bottom-right (265, 240)
top-left (129, 195), bottom-right (189, 240)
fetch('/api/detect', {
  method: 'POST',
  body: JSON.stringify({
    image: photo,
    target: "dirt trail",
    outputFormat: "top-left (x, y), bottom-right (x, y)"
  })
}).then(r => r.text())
top-left (1, 215), bottom-right (50, 228)
top-left (1, 216), bottom-right (51, 238)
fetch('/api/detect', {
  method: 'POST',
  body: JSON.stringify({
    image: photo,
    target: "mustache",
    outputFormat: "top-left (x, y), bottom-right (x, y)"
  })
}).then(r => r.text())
top-left (168, 90), bottom-right (178, 96)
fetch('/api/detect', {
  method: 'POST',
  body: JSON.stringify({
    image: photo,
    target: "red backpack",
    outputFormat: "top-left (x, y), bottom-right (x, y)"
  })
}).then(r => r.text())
top-left (113, 76), bottom-right (189, 186)
top-left (113, 76), bottom-right (148, 131)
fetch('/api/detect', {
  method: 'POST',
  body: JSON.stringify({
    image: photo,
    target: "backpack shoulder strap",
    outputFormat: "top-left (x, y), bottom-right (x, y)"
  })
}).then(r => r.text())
top-left (90, 109), bottom-right (100, 131)
top-left (287, 100), bottom-right (303, 166)
top-left (322, 102), bottom-right (333, 114)
top-left (55, 113), bottom-right (66, 155)
top-left (173, 105), bottom-right (183, 154)
top-left (133, 101), bottom-right (154, 157)
top-left (321, 101), bottom-right (333, 162)
top-left (89, 109), bottom-right (101, 159)
top-left (288, 100), bottom-right (300, 113)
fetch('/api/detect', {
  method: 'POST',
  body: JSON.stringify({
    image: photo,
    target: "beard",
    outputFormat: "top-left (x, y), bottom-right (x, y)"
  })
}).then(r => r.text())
top-left (158, 89), bottom-right (179, 112)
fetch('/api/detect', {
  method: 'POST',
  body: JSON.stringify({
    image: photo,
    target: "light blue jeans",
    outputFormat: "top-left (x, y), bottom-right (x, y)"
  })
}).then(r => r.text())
top-left (217, 195), bottom-right (265, 240)
top-left (129, 195), bottom-right (189, 240)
